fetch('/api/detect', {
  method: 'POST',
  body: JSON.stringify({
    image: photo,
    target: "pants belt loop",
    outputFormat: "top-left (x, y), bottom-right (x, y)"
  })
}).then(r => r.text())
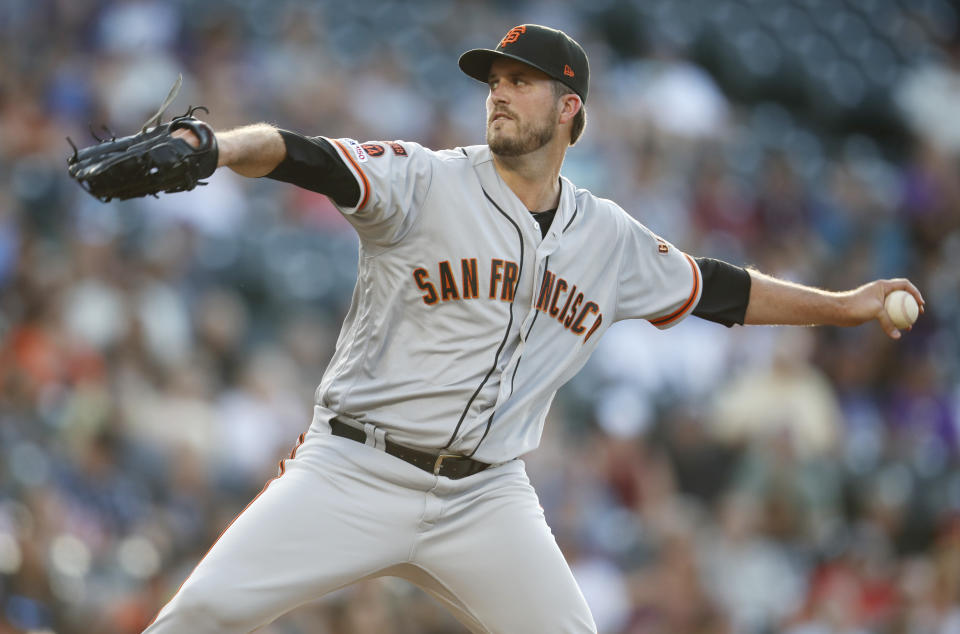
top-left (362, 422), bottom-right (377, 447)
top-left (372, 427), bottom-right (387, 451)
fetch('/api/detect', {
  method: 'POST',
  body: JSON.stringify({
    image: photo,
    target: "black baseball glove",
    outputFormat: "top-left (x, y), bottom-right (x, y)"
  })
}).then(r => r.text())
top-left (67, 75), bottom-right (218, 202)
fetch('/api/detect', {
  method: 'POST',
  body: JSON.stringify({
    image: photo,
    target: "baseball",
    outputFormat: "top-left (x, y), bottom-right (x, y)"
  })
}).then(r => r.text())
top-left (884, 290), bottom-right (919, 329)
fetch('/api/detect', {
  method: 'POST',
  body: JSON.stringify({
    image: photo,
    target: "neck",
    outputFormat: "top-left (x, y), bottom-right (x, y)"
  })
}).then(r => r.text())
top-left (491, 141), bottom-right (565, 212)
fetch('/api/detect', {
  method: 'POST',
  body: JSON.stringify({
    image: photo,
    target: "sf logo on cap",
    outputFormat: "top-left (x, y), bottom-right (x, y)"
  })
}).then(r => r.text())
top-left (500, 25), bottom-right (526, 47)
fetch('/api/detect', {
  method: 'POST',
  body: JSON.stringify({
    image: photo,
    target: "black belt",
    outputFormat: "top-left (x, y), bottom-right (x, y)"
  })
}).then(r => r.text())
top-left (329, 416), bottom-right (491, 480)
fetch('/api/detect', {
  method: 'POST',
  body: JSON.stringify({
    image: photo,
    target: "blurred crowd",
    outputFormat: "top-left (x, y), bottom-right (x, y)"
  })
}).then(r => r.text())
top-left (2, 0), bottom-right (960, 632)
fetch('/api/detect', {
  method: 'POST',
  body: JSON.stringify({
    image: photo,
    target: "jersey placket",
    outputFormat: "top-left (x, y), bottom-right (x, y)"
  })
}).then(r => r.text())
top-left (455, 154), bottom-right (574, 456)
top-left (490, 180), bottom-right (574, 411)
top-left (518, 179), bottom-right (574, 345)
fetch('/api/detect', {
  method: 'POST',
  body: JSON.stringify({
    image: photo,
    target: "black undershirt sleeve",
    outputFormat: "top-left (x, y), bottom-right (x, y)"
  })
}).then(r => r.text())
top-left (692, 257), bottom-right (752, 327)
top-left (265, 130), bottom-right (361, 208)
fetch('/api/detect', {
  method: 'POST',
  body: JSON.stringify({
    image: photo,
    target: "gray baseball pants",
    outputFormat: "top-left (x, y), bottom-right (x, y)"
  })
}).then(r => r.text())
top-left (144, 409), bottom-right (596, 633)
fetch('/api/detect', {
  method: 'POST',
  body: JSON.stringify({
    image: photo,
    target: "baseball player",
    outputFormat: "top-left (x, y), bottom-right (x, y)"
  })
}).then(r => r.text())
top-left (144, 25), bottom-right (924, 633)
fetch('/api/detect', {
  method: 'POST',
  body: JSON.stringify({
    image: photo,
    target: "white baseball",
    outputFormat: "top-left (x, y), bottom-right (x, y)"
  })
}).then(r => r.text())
top-left (884, 290), bottom-right (919, 329)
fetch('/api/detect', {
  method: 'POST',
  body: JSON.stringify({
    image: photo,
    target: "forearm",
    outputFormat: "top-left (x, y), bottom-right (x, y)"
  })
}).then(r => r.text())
top-left (215, 124), bottom-right (286, 177)
top-left (743, 269), bottom-right (925, 338)
top-left (744, 270), bottom-right (850, 327)
top-left (264, 132), bottom-right (360, 206)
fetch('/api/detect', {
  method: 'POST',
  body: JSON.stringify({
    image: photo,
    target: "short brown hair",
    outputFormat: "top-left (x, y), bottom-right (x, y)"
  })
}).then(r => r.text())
top-left (552, 81), bottom-right (587, 145)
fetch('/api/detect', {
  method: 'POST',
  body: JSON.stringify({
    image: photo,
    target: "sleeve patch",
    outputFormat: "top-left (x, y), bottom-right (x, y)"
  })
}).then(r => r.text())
top-left (330, 139), bottom-right (371, 211)
top-left (343, 139), bottom-right (368, 163)
top-left (388, 142), bottom-right (407, 157)
top-left (361, 143), bottom-right (385, 157)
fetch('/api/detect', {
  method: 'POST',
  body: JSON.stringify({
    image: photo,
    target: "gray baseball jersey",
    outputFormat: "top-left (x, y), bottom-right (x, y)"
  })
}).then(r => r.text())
top-left (147, 137), bottom-right (703, 634)
top-left (317, 138), bottom-right (702, 463)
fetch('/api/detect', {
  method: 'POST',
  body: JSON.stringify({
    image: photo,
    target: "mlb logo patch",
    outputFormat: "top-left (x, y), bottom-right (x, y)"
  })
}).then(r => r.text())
top-left (344, 139), bottom-right (368, 163)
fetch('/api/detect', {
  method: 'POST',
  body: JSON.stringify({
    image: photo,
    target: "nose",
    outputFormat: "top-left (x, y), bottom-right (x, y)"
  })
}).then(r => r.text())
top-left (489, 82), bottom-right (509, 104)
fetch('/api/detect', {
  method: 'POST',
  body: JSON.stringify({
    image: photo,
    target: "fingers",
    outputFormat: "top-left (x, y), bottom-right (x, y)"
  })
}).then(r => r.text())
top-left (875, 308), bottom-right (902, 340)
top-left (877, 277), bottom-right (925, 339)
top-left (172, 128), bottom-right (202, 148)
top-left (883, 278), bottom-right (926, 314)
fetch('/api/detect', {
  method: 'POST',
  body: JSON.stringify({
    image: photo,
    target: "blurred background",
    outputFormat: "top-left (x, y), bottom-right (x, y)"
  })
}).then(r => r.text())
top-left (1, 0), bottom-right (960, 632)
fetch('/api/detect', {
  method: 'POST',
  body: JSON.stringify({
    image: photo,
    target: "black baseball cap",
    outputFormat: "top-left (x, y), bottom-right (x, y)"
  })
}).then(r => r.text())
top-left (459, 24), bottom-right (589, 103)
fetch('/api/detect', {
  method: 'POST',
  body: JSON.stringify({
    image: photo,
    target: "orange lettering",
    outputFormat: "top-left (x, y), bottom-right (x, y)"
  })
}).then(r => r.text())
top-left (489, 259), bottom-right (504, 299)
top-left (584, 313), bottom-right (603, 343)
top-left (557, 285), bottom-right (578, 325)
top-left (571, 302), bottom-right (598, 335)
top-left (549, 279), bottom-right (568, 317)
top-left (501, 261), bottom-right (519, 301)
top-left (413, 268), bottom-right (438, 305)
top-left (564, 293), bottom-right (584, 328)
top-left (461, 258), bottom-right (478, 299)
top-left (537, 271), bottom-right (555, 311)
top-left (439, 261), bottom-right (460, 301)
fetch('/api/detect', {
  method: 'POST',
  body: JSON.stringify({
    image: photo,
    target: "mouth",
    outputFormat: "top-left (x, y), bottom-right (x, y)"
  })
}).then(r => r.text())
top-left (490, 113), bottom-right (513, 123)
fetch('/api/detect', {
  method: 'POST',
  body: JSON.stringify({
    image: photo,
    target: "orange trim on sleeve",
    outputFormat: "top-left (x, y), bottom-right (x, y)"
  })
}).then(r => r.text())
top-left (649, 254), bottom-right (700, 327)
top-left (331, 139), bottom-right (371, 211)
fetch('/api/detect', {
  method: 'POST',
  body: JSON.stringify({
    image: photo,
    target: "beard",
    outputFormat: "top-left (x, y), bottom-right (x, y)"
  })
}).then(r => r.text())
top-left (487, 107), bottom-right (557, 157)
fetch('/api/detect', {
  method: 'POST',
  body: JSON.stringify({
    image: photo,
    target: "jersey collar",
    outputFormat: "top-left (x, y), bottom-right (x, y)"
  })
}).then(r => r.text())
top-left (464, 144), bottom-right (580, 241)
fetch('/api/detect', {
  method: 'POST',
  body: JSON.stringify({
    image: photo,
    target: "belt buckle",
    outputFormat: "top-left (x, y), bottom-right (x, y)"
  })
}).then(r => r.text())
top-left (433, 454), bottom-right (459, 476)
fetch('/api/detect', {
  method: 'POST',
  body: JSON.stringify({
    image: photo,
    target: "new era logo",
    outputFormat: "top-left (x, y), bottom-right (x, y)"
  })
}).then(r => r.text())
top-left (563, 64), bottom-right (575, 77)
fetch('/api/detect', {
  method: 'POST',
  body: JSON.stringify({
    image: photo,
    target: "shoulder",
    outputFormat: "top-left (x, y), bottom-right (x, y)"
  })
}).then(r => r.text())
top-left (377, 140), bottom-right (479, 166)
top-left (433, 146), bottom-right (475, 163)
top-left (567, 184), bottom-right (664, 250)
top-left (572, 185), bottom-right (636, 226)
top-left (324, 138), bottom-right (435, 165)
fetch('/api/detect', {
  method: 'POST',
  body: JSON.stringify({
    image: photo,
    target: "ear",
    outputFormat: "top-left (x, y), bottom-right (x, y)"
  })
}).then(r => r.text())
top-left (557, 94), bottom-right (582, 125)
